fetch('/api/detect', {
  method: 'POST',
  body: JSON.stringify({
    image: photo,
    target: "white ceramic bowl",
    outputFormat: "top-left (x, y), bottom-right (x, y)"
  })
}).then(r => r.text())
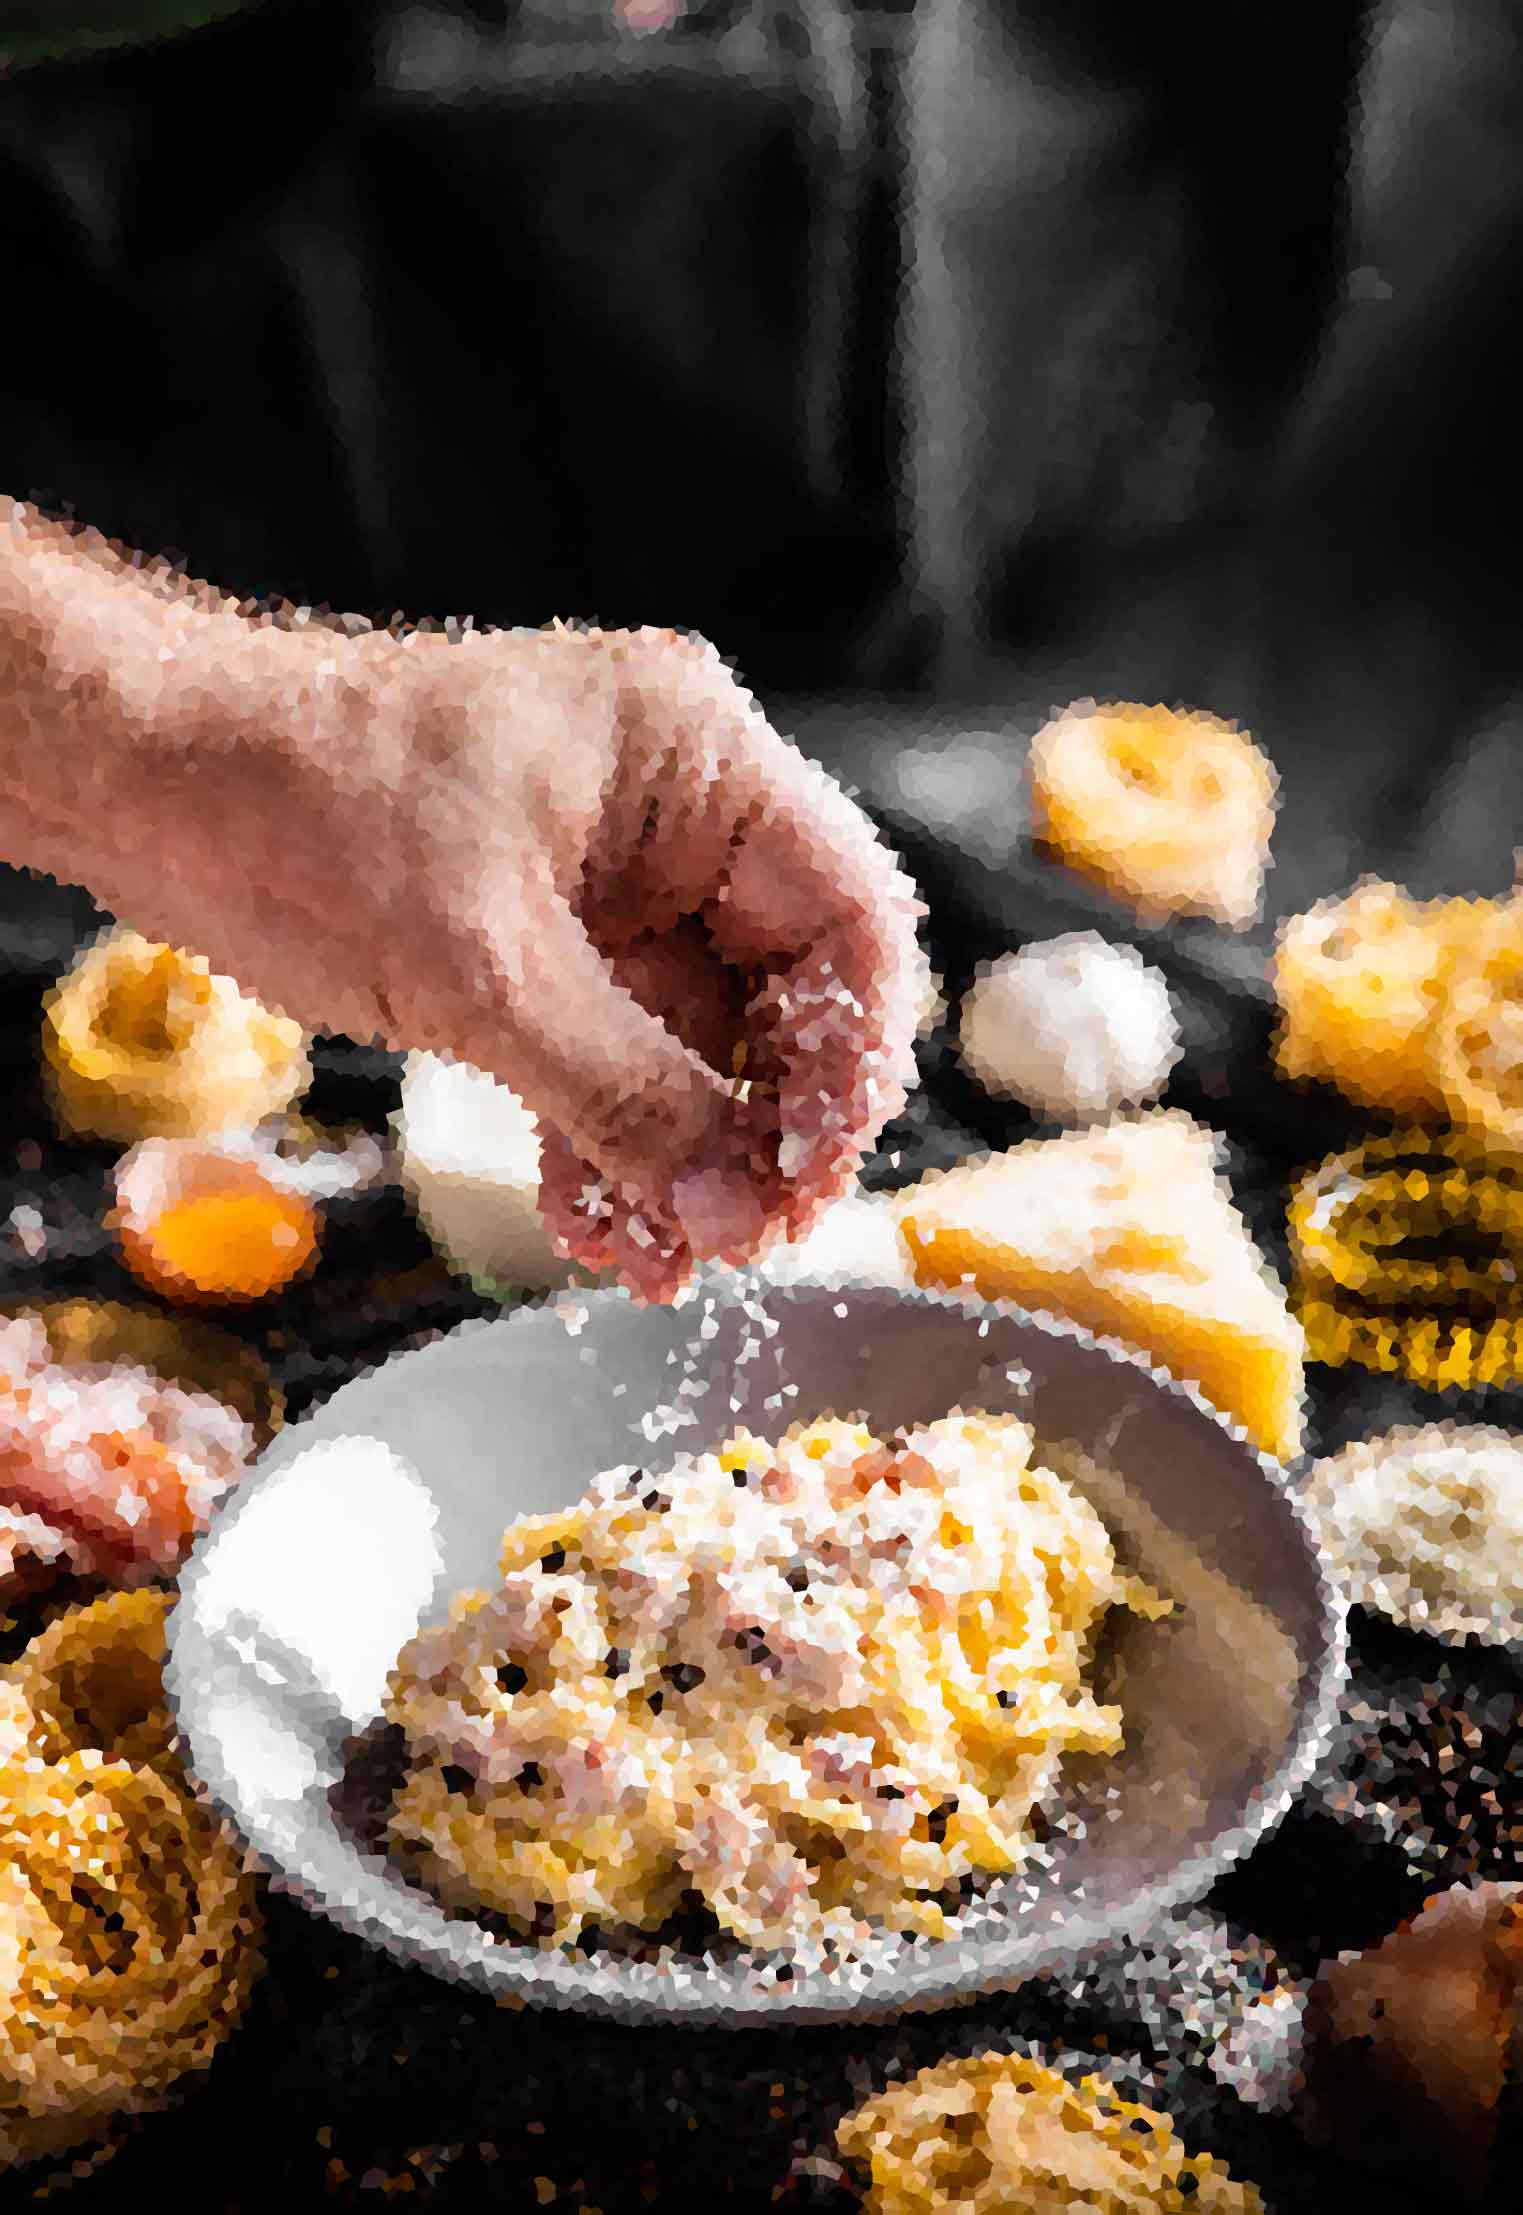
top-left (166, 1282), bottom-right (1343, 2028)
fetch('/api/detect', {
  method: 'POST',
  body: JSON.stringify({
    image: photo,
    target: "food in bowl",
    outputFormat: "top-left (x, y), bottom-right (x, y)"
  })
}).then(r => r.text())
top-left (382, 1414), bottom-right (1165, 1956)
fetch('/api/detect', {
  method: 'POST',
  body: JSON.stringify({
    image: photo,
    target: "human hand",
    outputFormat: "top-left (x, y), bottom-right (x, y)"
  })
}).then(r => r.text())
top-left (131, 617), bottom-right (926, 1300)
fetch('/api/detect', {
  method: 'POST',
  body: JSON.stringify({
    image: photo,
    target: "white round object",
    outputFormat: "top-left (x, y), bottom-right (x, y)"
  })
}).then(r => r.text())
top-left (1304, 1423), bottom-right (1523, 1646)
top-left (959, 935), bottom-right (1182, 1123)
top-left (394, 1053), bottom-right (573, 1294)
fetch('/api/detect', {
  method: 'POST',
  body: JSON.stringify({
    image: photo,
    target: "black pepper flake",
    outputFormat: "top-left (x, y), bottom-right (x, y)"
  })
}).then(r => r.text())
top-left (516, 1763), bottom-right (543, 1792)
top-left (877, 1785), bottom-right (906, 1802)
top-left (732, 1471), bottom-right (751, 1489)
top-left (539, 1547), bottom-right (567, 1574)
top-left (661, 1663), bottom-right (707, 1695)
top-left (996, 1691), bottom-right (1015, 1709)
top-left (441, 1766), bottom-right (474, 1797)
top-left (642, 1491), bottom-right (663, 1511)
top-left (926, 1798), bottom-right (958, 1845)
top-left (647, 1691), bottom-right (665, 1716)
top-left (497, 1663), bottom-right (529, 1696)
top-left (604, 1648), bottom-right (631, 1680)
top-left (784, 1567), bottom-right (810, 1594)
top-left (1335, 1672), bottom-right (1523, 1883)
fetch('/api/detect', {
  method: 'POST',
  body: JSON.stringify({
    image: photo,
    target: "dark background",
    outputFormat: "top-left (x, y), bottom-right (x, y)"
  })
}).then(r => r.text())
top-left (2, 0), bottom-right (1522, 921)
top-left (2, 4), bottom-right (1523, 2209)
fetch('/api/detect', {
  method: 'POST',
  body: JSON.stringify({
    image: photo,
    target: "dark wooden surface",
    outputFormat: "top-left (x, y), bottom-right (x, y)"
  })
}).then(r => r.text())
top-left (0, 870), bottom-right (1517, 2214)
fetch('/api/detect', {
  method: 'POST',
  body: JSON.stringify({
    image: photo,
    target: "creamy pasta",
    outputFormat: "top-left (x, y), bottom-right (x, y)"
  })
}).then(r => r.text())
top-left (383, 1414), bottom-right (1162, 1955)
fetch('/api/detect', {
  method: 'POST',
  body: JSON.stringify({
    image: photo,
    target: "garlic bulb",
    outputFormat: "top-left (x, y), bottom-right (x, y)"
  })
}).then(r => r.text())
top-left (959, 934), bottom-right (1181, 1123)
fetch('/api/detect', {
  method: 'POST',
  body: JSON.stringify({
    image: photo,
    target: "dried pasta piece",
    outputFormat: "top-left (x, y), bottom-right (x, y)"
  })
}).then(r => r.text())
top-left (1029, 703), bottom-right (1277, 929)
top-left (1437, 902), bottom-right (1523, 1155)
top-left (1273, 881), bottom-right (1501, 1115)
top-left (0, 1591), bottom-right (262, 2172)
top-left (836, 2048), bottom-right (1264, 2214)
top-left (43, 927), bottom-right (307, 1147)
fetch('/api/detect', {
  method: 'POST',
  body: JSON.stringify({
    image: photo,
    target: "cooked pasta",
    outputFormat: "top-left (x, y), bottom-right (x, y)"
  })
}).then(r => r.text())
top-left (0, 1591), bottom-right (262, 2171)
top-left (383, 1415), bottom-right (1163, 1955)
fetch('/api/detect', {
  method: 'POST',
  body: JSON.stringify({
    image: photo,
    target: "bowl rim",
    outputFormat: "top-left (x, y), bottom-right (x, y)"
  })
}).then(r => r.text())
top-left (166, 1279), bottom-right (1348, 2028)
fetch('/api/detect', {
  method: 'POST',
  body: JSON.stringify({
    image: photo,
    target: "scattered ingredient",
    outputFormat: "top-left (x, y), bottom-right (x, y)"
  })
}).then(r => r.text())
top-left (1334, 1677), bottom-right (1523, 1887)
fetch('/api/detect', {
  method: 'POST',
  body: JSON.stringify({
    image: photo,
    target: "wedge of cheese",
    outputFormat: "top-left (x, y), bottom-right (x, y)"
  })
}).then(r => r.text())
top-left (897, 1111), bottom-right (1305, 1463)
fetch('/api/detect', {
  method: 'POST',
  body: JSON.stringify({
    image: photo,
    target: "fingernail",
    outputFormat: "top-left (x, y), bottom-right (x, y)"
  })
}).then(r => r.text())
top-left (671, 1161), bottom-right (766, 1264)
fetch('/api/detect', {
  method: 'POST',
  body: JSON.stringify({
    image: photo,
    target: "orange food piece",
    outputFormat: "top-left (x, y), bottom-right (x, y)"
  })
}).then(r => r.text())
top-left (120, 1189), bottom-right (319, 1305)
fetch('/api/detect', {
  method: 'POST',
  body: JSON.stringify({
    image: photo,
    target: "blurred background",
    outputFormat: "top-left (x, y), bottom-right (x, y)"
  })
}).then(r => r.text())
top-left (2, 0), bottom-right (1521, 944)
top-left (1, 14), bottom-right (1521, 2207)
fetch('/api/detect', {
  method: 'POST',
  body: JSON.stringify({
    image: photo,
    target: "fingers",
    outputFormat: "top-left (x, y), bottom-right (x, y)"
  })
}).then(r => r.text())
top-left (701, 722), bottom-right (927, 1224)
top-left (477, 870), bottom-right (742, 1206)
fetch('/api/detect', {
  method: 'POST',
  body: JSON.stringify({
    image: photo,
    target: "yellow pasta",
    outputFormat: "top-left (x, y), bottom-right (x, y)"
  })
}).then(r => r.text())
top-left (0, 1592), bottom-right (262, 2172)
top-left (1029, 703), bottom-right (1277, 929)
top-left (836, 2048), bottom-right (1264, 2214)
top-left (1437, 903), bottom-right (1523, 1154)
top-left (384, 1416), bottom-right (1161, 1954)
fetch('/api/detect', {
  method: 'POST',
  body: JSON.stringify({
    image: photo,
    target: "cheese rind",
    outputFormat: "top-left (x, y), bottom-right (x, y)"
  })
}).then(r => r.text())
top-left (898, 1112), bottom-right (1305, 1464)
